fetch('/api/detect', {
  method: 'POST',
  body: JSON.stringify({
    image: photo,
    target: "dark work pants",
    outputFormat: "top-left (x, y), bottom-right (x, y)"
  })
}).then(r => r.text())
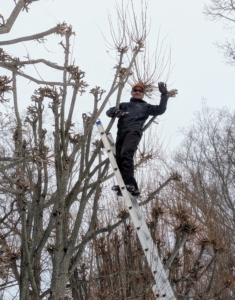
top-left (116, 131), bottom-right (141, 189)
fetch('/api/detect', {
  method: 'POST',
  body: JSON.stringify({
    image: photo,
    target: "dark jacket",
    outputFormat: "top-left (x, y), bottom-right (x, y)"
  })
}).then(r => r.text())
top-left (106, 95), bottom-right (168, 136)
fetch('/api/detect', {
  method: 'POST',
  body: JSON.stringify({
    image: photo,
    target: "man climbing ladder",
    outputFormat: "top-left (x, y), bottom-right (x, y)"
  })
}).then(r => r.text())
top-left (96, 120), bottom-right (176, 300)
top-left (106, 82), bottom-right (177, 197)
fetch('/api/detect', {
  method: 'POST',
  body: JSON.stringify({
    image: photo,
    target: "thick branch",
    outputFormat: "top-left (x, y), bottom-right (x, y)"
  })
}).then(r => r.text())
top-left (164, 231), bottom-right (188, 270)
top-left (0, 59), bottom-right (64, 71)
top-left (0, 158), bottom-right (25, 172)
top-left (0, 65), bottom-right (74, 86)
top-left (0, 26), bottom-right (58, 45)
top-left (0, 0), bottom-right (29, 34)
top-left (0, 187), bottom-right (23, 195)
top-left (0, 157), bottom-right (25, 161)
top-left (17, 71), bottom-right (74, 86)
top-left (140, 176), bottom-right (174, 206)
top-left (21, 210), bottom-right (40, 300)
top-left (143, 116), bottom-right (158, 132)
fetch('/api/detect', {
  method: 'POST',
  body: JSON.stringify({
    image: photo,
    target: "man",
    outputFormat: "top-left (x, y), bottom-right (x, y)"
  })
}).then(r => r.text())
top-left (106, 82), bottom-right (174, 197)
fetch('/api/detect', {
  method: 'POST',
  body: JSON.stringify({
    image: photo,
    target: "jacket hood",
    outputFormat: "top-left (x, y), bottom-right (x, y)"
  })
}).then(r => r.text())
top-left (130, 97), bottom-right (147, 104)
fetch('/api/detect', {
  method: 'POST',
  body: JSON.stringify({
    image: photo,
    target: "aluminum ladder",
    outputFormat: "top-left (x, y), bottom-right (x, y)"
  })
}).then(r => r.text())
top-left (96, 120), bottom-right (176, 300)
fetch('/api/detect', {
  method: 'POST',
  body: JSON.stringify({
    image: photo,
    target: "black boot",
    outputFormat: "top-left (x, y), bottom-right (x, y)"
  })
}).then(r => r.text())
top-left (126, 185), bottom-right (140, 196)
top-left (112, 185), bottom-right (123, 197)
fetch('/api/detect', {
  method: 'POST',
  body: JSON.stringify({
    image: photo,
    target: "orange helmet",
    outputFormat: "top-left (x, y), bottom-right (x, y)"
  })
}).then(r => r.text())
top-left (132, 82), bottom-right (144, 90)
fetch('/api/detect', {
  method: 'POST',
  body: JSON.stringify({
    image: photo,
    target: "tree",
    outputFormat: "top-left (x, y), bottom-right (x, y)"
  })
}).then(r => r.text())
top-left (0, 1), bottom-right (176, 299)
top-left (171, 104), bottom-right (235, 298)
top-left (204, 0), bottom-right (235, 65)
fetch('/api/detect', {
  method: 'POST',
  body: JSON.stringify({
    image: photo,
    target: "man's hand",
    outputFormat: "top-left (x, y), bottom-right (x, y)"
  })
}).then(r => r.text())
top-left (115, 109), bottom-right (128, 118)
top-left (158, 82), bottom-right (168, 95)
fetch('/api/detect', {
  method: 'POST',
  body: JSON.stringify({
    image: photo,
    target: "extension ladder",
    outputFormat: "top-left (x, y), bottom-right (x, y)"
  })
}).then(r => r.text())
top-left (96, 121), bottom-right (176, 300)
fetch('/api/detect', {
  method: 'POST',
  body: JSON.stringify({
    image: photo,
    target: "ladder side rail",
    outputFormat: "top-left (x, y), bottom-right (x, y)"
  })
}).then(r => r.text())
top-left (132, 216), bottom-right (175, 299)
top-left (130, 192), bottom-right (175, 296)
top-left (107, 132), bottom-right (116, 155)
top-left (143, 236), bottom-right (176, 299)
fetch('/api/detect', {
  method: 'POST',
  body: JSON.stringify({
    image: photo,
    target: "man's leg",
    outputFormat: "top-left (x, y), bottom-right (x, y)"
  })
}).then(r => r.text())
top-left (120, 131), bottom-right (141, 189)
top-left (115, 132), bottom-right (125, 173)
top-left (111, 133), bottom-right (126, 194)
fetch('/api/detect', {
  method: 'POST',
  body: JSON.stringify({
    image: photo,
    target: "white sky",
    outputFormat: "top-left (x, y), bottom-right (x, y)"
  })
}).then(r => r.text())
top-left (1, 0), bottom-right (235, 152)
top-left (1, 2), bottom-right (235, 298)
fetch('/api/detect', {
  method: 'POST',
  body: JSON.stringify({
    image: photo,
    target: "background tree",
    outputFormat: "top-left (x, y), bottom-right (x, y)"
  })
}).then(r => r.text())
top-left (174, 105), bottom-right (235, 234)
top-left (170, 104), bottom-right (235, 298)
top-left (204, 0), bottom-right (235, 65)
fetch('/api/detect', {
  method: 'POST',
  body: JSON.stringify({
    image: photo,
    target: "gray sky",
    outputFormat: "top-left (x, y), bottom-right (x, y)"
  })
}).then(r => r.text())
top-left (1, 2), bottom-right (234, 298)
top-left (1, 0), bottom-right (235, 152)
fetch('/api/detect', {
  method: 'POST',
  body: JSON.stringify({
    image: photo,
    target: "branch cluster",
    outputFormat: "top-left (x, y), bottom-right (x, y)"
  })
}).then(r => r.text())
top-left (0, 75), bottom-right (12, 103)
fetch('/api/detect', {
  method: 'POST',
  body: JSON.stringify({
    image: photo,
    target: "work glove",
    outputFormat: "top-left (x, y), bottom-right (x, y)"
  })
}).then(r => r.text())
top-left (115, 109), bottom-right (128, 118)
top-left (158, 82), bottom-right (168, 95)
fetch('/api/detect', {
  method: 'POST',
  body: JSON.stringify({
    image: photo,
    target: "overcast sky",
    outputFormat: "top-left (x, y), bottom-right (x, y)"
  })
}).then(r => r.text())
top-left (1, 0), bottom-right (235, 152)
top-left (2, 2), bottom-right (235, 299)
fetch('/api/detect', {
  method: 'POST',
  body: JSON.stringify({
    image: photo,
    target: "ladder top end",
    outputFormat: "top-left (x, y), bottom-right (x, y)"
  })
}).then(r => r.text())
top-left (96, 121), bottom-right (101, 126)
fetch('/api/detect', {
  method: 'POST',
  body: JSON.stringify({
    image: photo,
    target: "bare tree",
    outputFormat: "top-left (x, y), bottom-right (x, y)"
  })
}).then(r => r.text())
top-left (174, 105), bottom-right (235, 232)
top-left (170, 104), bottom-right (235, 298)
top-left (204, 0), bottom-right (235, 65)
top-left (0, 1), bottom-right (176, 299)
